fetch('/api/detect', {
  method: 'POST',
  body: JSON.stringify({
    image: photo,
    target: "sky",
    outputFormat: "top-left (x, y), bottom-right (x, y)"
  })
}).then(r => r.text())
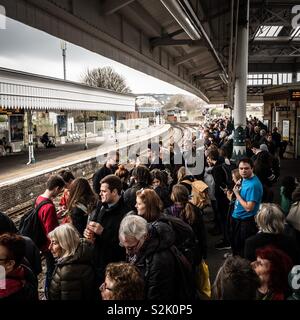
top-left (0, 17), bottom-right (193, 96)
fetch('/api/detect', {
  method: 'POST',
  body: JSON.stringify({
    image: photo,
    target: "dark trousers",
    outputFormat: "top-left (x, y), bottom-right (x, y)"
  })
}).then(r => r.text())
top-left (230, 216), bottom-right (258, 257)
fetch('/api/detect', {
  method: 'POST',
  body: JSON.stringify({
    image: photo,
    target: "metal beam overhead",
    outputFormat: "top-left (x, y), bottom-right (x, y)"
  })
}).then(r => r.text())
top-left (100, 0), bottom-right (136, 15)
top-left (174, 49), bottom-right (206, 65)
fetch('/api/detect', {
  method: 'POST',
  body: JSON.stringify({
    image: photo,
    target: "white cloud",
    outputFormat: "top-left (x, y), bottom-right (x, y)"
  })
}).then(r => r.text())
top-left (0, 17), bottom-right (195, 96)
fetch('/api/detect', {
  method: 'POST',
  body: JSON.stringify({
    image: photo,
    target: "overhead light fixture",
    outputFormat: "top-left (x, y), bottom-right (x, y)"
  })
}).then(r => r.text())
top-left (160, 0), bottom-right (201, 40)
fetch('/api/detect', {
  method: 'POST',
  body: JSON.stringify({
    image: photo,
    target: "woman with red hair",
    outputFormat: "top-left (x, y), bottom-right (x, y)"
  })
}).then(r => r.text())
top-left (251, 245), bottom-right (293, 300)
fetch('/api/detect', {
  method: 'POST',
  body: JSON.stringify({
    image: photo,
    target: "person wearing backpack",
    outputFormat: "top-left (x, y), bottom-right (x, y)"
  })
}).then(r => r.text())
top-left (119, 215), bottom-right (195, 300)
top-left (167, 184), bottom-right (207, 262)
top-left (34, 175), bottom-right (65, 294)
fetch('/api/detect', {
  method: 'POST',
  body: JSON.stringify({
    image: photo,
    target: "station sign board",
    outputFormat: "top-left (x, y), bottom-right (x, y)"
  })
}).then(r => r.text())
top-left (290, 90), bottom-right (300, 101)
top-left (0, 108), bottom-right (24, 115)
top-left (275, 106), bottom-right (290, 112)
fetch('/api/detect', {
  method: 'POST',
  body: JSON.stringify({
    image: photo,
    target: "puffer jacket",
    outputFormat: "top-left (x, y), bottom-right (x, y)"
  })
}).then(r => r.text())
top-left (133, 221), bottom-right (177, 300)
top-left (48, 239), bottom-right (97, 300)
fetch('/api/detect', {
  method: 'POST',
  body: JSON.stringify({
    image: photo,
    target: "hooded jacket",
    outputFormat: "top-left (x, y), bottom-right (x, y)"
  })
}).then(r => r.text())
top-left (133, 221), bottom-right (177, 300)
top-left (48, 239), bottom-right (97, 300)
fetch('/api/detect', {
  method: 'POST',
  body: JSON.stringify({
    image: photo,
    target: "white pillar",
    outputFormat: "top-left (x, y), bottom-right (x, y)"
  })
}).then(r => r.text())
top-left (84, 111), bottom-right (88, 150)
top-left (232, 0), bottom-right (249, 160)
top-left (26, 110), bottom-right (35, 165)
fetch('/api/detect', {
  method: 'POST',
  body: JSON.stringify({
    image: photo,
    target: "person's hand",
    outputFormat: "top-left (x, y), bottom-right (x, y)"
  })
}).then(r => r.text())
top-left (83, 228), bottom-right (95, 242)
top-left (233, 181), bottom-right (241, 196)
top-left (226, 190), bottom-right (233, 201)
top-left (87, 221), bottom-right (104, 236)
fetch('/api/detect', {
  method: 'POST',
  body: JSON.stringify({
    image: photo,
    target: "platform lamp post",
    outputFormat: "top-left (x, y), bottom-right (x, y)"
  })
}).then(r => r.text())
top-left (84, 111), bottom-right (88, 150)
top-left (60, 40), bottom-right (68, 141)
top-left (26, 110), bottom-right (36, 165)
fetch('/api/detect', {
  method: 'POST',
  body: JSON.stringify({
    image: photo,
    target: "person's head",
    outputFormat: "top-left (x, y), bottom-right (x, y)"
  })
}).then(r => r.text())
top-left (266, 134), bottom-right (273, 142)
top-left (250, 141), bottom-right (261, 154)
top-left (46, 175), bottom-right (65, 198)
top-left (237, 158), bottom-right (254, 179)
top-left (251, 245), bottom-right (293, 295)
top-left (100, 175), bottom-right (122, 204)
top-left (260, 129), bottom-right (266, 137)
top-left (115, 164), bottom-right (129, 183)
top-left (68, 177), bottom-right (97, 212)
top-left (106, 150), bottom-right (119, 168)
top-left (170, 184), bottom-right (196, 224)
top-left (231, 168), bottom-right (241, 184)
top-left (212, 256), bottom-right (260, 300)
top-left (260, 144), bottom-right (269, 152)
top-left (58, 169), bottom-right (75, 189)
top-left (206, 149), bottom-right (219, 166)
top-left (119, 215), bottom-right (148, 256)
top-left (48, 224), bottom-right (80, 259)
top-left (177, 166), bottom-right (187, 183)
top-left (0, 233), bottom-right (26, 274)
top-left (100, 262), bottom-right (144, 300)
top-left (131, 165), bottom-right (150, 185)
top-left (135, 189), bottom-right (163, 222)
top-left (150, 169), bottom-right (167, 188)
top-left (256, 203), bottom-right (284, 234)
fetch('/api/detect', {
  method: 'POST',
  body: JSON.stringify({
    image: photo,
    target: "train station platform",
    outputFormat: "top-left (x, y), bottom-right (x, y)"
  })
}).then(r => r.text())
top-left (0, 124), bottom-right (170, 188)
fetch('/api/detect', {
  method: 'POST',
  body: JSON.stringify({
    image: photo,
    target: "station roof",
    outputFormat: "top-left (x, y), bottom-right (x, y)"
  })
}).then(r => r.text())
top-left (0, 68), bottom-right (136, 112)
top-left (1, 0), bottom-right (299, 103)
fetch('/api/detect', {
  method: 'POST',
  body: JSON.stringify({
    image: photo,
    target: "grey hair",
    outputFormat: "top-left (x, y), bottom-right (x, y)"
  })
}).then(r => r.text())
top-left (119, 215), bottom-right (148, 241)
top-left (255, 203), bottom-right (285, 234)
top-left (48, 223), bottom-right (80, 258)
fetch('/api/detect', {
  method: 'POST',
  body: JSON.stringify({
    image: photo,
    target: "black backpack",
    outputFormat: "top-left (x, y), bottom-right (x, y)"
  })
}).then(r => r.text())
top-left (19, 199), bottom-right (52, 247)
top-left (159, 213), bottom-right (200, 266)
top-left (145, 244), bottom-right (196, 301)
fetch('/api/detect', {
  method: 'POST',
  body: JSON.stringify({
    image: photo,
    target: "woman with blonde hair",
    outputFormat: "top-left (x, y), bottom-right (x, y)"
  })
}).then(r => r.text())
top-left (244, 203), bottom-right (300, 264)
top-left (47, 224), bottom-right (97, 300)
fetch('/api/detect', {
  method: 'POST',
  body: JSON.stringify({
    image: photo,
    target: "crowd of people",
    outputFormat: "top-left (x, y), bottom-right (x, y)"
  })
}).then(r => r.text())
top-left (1, 116), bottom-right (300, 301)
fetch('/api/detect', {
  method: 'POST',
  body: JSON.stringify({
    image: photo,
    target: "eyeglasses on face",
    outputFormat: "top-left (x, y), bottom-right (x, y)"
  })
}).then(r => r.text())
top-left (119, 240), bottom-right (140, 252)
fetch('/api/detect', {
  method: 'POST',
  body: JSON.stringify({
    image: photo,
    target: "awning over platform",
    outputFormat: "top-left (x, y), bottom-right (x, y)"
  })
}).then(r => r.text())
top-left (0, 68), bottom-right (136, 112)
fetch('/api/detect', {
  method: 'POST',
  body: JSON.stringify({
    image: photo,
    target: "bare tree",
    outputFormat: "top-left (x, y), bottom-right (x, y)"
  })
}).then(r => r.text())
top-left (81, 66), bottom-right (131, 93)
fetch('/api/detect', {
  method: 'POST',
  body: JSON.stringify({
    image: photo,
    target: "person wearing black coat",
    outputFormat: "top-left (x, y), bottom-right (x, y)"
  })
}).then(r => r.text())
top-left (48, 238), bottom-right (97, 300)
top-left (119, 215), bottom-right (186, 300)
top-left (244, 203), bottom-right (300, 264)
top-left (92, 150), bottom-right (119, 195)
top-left (84, 175), bottom-right (130, 285)
top-left (0, 233), bottom-right (38, 301)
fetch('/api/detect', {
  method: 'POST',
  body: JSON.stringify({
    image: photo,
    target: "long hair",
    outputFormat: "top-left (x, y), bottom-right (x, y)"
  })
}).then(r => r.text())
top-left (67, 178), bottom-right (97, 214)
top-left (171, 184), bottom-right (196, 225)
top-left (136, 189), bottom-right (163, 222)
top-left (177, 166), bottom-right (186, 183)
top-left (255, 245), bottom-right (293, 296)
top-left (48, 224), bottom-right (80, 258)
